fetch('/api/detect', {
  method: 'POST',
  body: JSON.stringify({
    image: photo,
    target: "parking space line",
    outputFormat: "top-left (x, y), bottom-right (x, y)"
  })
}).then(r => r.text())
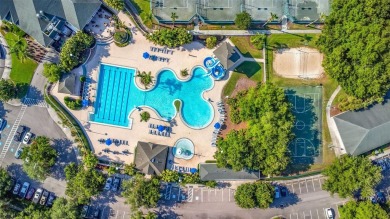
top-left (298, 182), bottom-right (302, 194)
top-left (122, 212), bottom-right (126, 219)
top-left (310, 210), bottom-right (312, 219)
top-left (229, 188), bottom-right (230, 202)
top-left (221, 189), bottom-right (223, 202)
top-left (312, 178), bottom-right (316, 191)
top-left (290, 183), bottom-right (295, 193)
top-left (316, 209), bottom-right (319, 219)
top-left (115, 210), bottom-right (118, 219)
top-left (201, 188), bottom-right (203, 202)
top-left (305, 179), bottom-right (309, 193)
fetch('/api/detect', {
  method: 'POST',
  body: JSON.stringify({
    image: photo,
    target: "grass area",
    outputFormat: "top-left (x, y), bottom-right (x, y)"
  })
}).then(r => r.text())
top-left (287, 23), bottom-right (323, 30)
top-left (199, 24), bottom-right (242, 30)
top-left (230, 37), bottom-right (263, 59)
top-left (267, 33), bottom-right (320, 49)
top-left (222, 62), bottom-right (263, 96)
top-left (129, 0), bottom-right (153, 28)
top-left (174, 100), bottom-right (181, 112)
top-left (3, 31), bottom-right (38, 98)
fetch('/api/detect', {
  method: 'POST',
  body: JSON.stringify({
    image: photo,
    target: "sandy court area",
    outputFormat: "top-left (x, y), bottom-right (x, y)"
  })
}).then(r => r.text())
top-left (273, 47), bottom-right (324, 79)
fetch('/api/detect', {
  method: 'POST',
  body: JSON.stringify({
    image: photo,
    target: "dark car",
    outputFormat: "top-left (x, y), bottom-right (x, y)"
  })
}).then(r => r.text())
top-left (26, 187), bottom-right (35, 200)
top-left (112, 177), bottom-right (120, 192)
top-left (92, 208), bottom-right (100, 219)
top-left (14, 126), bottom-right (26, 142)
top-left (12, 182), bottom-right (21, 195)
top-left (376, 191), bottom-right (386, 204)
top-left (46, 193), bottom-right (55, 207)
top-left (81, 205), bottom-right (89, 218)
top-left (40, 190), bottom-right (49, 205)
top-left (281, 187), bottom-right (288, 197)
top-left (19, 182), bottom-right (30, 198)
top-left (0, 118), bottom-right (6, 133)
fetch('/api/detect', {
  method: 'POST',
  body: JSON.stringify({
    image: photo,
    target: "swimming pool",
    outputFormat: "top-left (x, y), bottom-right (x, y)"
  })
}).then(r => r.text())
top-left (90, 64), bottom-right (214, 129)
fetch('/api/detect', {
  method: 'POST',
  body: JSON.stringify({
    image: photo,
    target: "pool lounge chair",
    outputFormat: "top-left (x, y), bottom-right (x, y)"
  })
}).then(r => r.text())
top-left (158, 132), bottom-right (161, 136)
top-left (149, 130), bottom-right (152, 134)
top-left (154, 130), bottom-right (157, 135)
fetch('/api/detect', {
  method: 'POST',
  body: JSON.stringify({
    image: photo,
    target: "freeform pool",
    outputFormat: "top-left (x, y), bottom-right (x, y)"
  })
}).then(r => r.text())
top-left (90, 64), bottom-right (214, 128)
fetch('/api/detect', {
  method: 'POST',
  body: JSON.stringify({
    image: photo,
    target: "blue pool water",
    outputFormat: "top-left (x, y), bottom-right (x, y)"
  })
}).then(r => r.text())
top-left (90, 64), bottom-right (214, 128)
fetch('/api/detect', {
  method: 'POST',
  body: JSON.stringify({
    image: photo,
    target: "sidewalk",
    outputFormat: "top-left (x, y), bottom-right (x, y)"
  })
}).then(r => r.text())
top-left (0, 22), bottom-right (12, 79)
top-left (191, 29), bottom-right (322, 36)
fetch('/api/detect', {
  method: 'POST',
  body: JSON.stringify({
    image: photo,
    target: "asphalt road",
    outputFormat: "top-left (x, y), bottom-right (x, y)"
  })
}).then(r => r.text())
top-left (0, 102), bottom-right (77, 197)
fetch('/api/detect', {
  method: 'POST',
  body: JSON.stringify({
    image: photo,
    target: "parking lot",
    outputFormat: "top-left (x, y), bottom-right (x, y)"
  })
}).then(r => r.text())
top-left (279, 176), bottom-right (326, 195)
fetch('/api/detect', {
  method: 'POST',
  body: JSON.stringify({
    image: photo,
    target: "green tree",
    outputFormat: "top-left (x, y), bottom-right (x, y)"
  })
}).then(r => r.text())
top-left (339, 201), bottom-right (388, 219)
top-left (140, 111), bottom-right (150, 122)
top-left (215, 83), bottom-right (294, 175)
top-left (22, 136), bottom-right (57, 181)
top-left (235, 12), bottom-right (252, 30)
top-left (59, 31), bottom-right (94, 72)
top-left (15, 204), bottom-right (50, 219)
top-left (64, 162), bottom-right (79, 180)
top-left (316, 0), bottom-right (390, 105)
top-left (43, 63), bottom-right (63, 83)
top-left (104, 0), bottom-right (124, 11)
top-left (323, 155), bottom-right (382, 199)
top-left (64, 97), bottom-right (82, 110)
top-left (180, 68), bottom-right (189, 77)
top-left (50, 198), bottom-right (79, 219)
top-left (123, 163), bottom-right (137, 176)
top-left (122, 174), bottom-right (160, 210)
top-left (250, 33), bottom-right (266, 50)
top-left (262, 12), bottom-right (278, 27)
top-left (10, 36), bottom-right (28, 63)
top-left (0, 199), bottom-right (17, 218)
top-left (0, 168), bottom-right (12, 197)
top-left (0, 79), bottom-right (17, 101)
top-left (146, 28), bottom-right (192, 47)
top-left (205, 36), bottom-right (217, 49)
top-left (107, 165), bottom-right (119, 176)
top-left (65, 168), bottom-right (105, 204)
top-left (234, 182), bottom-right (274, 209)
top-left (171, 12), bottom-right (178, 28)
top-left (131, 211), bottom-right (157, 219)
top-left (83, 151), bottom-right (98, 169)
top-left (160, 169), bottom-right (179, 183)
top-left (136, 71), bottom-right (154, 88)
top-left (182, 173), bottom-right (201, 184)
top-left (205, 180), bottom-right (217, 188)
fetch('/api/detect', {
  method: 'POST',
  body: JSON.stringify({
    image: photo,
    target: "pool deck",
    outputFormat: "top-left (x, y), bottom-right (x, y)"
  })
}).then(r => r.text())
top-left (51, 11), bottom-right (232, 170)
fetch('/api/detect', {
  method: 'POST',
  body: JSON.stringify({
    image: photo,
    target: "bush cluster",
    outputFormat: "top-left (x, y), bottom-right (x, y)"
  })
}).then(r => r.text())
top-left (64, 96), bottom-right (82, 110)
top-left (146, 28), bottom-right (192, 47)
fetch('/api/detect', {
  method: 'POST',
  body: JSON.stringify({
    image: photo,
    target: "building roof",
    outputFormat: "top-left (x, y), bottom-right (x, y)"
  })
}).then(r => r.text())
top-left (58, 74), bottom-right (76, 94)
top-left (334, 102), bottom-right (390, 156)
top-left (199, 163), bottom-right (260, 181)
top-left (213, 42), bottom-right (240, 69)
top-left (134, 142), bottom-right (169, 176)
top-left (0, 0), bottom-right (101, 46)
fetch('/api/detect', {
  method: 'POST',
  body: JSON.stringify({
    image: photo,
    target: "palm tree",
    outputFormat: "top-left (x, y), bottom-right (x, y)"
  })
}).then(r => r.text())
top-left (171, 12), bottom-right (178, 29)
top-left (10, 36), bottom-right (28, 63)
top-left (145, 12), bottom-right (154, 26)
top-left (262, 12), bottom-right (279, 27)
top-left (136, 71), bottom-right (154, 88)
top-left (306, 13), bottom-right (326, 27)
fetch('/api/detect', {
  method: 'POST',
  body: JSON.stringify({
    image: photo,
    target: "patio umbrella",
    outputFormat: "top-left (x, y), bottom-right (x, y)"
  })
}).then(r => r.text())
top-left (158, 125), bottom-right (165, 132)
top-left (143, 52), bottom-right (150, 59)
top-left (105, 138), bottom-right (112, 146)
top-left (214, 122), bottom-right (221, 129)
top-left (190, 168), bottom-right (197, 174)
top-left (82, 99), bottom-right (88, 107)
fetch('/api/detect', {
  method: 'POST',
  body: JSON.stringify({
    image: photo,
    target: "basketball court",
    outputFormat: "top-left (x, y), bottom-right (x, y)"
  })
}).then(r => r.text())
top-left (285, 86), bottom-right (322, 164)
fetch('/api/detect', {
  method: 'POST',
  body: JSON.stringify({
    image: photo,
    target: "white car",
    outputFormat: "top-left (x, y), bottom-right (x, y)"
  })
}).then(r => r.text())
top-left (104, 177), bottom-right (113, 190)
top-left (22, 132), bottom-right (32, 144)
top-left (325, 208), bottom-right (334, 219)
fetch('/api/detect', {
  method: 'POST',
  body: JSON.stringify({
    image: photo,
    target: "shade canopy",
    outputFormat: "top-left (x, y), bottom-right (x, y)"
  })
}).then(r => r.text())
top-left (190, 168), bottom-right (197, 174)
top-left (143, 52), bottom-right (150, 59)
top-left (82, 99), bottom-right (88, 107)
top-left (158, 125), bottom-right (165, 132)
top-left (214, 122), bottom-right (221, 129)
top-left (105, 138), bottom-right (112, 145)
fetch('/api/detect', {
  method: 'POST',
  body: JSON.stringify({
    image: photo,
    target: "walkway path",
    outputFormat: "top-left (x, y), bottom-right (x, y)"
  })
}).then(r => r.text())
top-left (0, 21), bottom-right (12, 79)
top-left (191, 29), bottom-right (322, 36)
top-left (326, 85), bottom-right (343, 156)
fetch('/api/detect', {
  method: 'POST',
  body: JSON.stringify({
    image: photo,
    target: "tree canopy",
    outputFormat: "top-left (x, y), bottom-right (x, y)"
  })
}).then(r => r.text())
top-left (104, 0), bottom-right (124, 11)
top-left (323, 155), bottom-right (382, 199)
top-left (43, 63), bottom-right (62, 83)
top-left (59, 31), bottom-right (94, 72)
top-left (121, 174), bottom-right (160, 210)
top-left (317, 0), bottom-right (390, 102)
top-left (339, 201), bottom-right (389, 219)
top-left (206, 36), bottom-right (217, 49)
top-left (22, 136), bottom-right (57, 181)
top-left (235, 12), bottom-right (252, 30)
top-left (160, 169), bottom-right (179, 183)
top-left (0, 168), bottom-right (12, 197)
top-left (50, 198), bottom-right (79, 219)
top-left (250, 33), bottom-right (266, 50)
top-left (83, 151), bottom-right (98, 169)
top-left (215, 83), bottom-right (295, 175)
top-left (0, 79), bottom-right (17, 102)
top-left (146, 28), bottom-right (192, 47)
top-left (65, 166), bottom-right (105, 204)
top-left (234, 182), bottom-right (274, 209)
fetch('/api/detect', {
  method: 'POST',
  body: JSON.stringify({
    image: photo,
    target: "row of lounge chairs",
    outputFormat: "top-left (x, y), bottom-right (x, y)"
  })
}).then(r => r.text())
top-left (149, 124), bottom-right (172, 132)
top-left (211, 101), bottom-right (227, 147)
top-left (148, 55), bottom-right (170, 62)
top-left (149, 129), bottom-right (170, 137)
top-left (171, 165), bottom-right (191, 173)
top-left (150, 46), bottom-right (174, 55)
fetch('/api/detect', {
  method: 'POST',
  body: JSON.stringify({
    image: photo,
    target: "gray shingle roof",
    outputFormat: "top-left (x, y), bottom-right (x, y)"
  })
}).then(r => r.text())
top-left (58, 74), bottom-right (76, 94)
top-left (0, 0), bottom-right (101, 46)
top-left (334, 102), bottom-right (390, 156)
top-left (134, 142), bottom-right (169, 176)
top-left (199, 163), bottom-right (260, 181)
top-left (213, 42), bottom-right (239, 69)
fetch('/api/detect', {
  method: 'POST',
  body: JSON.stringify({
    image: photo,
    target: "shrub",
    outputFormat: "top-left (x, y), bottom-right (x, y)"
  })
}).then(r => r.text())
top-left (146, 28), bottom-right (192, 47)
top-left (80, 76), bottom-right (86, 82)
top-left (113, 31), bottom-right (129, 44)
top-left (206, 36), bottom-right (217, 49)
top-left (64, 96), bottom-right (82, 110)
top-left (43, 63), bottom-right (63, 83)
top-left (140, 111), bottom-right (150, 122)
top-left (104, 0), bottom-right (124, 11)
top-left (0, 79), bottom-right (17, 102)
top-left (174, 100), bottom-right (181, 112)
top-left (180, 68), bottom-right (189, 77)
top-left (235, 12), bottom-right (252, 30)
top-left (205, 180), bottom-right (217, 188)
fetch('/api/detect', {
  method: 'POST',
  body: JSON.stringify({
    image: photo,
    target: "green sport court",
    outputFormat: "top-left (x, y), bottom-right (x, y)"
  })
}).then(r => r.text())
top-left (285, 86), bottom-right (322, 164)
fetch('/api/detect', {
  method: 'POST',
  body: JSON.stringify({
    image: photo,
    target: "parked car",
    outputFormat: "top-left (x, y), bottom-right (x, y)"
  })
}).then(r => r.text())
top-left (19, 182), bottom-right (30, 198)
top-left (281, 187), bottom-right (288, 197)
top-left (376, 191), bottom-right (386, 204)
top-left (112, 177), bottom-right (120, 192)
top-left (32, 188), bottom-right (43, 204)
top-left (40, 190), bottom-right (49, 205)
top-left (26, 187), bottom-right (35, 200)
top-left (274, 186), bottom-right (281, 199)
top-left (12, 182), bottom-right (21, 195)
top-left (22, 132), bottom-right (32, 144)
top-left (92, 208), bottom-right (100, 218)
top-left (81, 205), bottom-right (89, 218)
top-left (15, 148), bottom-right (23, 159)
top-left (46, 193), bottom-right (55, 207)
top-left (104, 177), bottom-right (113, 190)
top-left (325, 208), bottom-right (334, 219)
top-left (0, 118), bottom-right (6, 133)
top-left (14, 126), bottom-right (26, 142)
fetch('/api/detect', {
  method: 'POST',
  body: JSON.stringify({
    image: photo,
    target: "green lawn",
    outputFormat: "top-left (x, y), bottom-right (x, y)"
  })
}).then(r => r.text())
top-left (129, 0), bottom-right (153, 28)
top-left (267, 33), bottom-right (320, 49)
top-left (3, 32), bottom-right (38, 97)
top-left (223, 62), bottom-right (263, 96)
top-left (230, 37), bottom-right (263, 59)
